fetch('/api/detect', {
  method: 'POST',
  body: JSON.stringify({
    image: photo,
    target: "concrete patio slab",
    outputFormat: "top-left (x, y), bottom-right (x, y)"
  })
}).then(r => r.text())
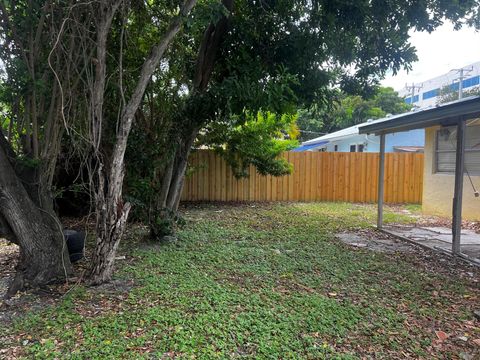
top-left (384, 225), bottom-right (480, 265)
top-left (421, 226), bottom-right (474, 235)
top-left (435, 233), bottom-right (480, 245)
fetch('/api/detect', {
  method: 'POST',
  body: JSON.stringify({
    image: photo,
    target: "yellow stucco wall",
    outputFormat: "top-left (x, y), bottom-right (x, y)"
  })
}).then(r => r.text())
top-left (423, 125), bottom-right (480, 220)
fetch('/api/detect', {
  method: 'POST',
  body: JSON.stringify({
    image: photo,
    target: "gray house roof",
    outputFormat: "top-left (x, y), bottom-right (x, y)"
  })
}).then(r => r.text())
top-left (358, 96), bottom-right (480, 135)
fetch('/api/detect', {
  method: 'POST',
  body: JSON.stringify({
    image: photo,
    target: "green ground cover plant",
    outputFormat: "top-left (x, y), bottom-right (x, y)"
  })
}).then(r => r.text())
top-left (1, 203), bottom-right (479, 359)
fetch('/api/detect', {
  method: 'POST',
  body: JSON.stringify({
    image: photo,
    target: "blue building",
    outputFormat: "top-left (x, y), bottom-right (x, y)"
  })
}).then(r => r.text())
top-left (295, 117), bottom-right (424, 153)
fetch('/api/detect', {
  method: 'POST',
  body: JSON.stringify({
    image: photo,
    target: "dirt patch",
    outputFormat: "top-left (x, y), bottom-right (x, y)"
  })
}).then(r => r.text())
top-left (91, 278), bottom-right (135, 295)
top-left (337, 228), bottom-right (480, 284)
top-left (0, 277), bottom-right (135, 327)
top-left (0, 238), bottom-right (68, 326)
top-left (0, 239), bottom-right (18, 300)
top-left (337, 230), bottom-right (414, 253)
top-left (0, 222), bottom-right (138, 327)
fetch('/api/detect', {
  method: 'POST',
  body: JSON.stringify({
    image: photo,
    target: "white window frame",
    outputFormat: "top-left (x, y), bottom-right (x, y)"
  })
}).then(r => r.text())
top-left (349, 143), bottom-right (365, 153)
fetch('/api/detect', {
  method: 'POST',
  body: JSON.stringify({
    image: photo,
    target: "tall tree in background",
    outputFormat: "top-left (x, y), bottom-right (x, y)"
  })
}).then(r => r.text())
top-left (332, 87), bottom-right (412, 130)
top-left (297, 87), bottom-right (411, 141)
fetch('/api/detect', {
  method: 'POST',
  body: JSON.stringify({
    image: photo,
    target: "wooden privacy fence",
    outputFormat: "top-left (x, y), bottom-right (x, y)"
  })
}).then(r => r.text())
top-left (181, 150), bottom-right (424, 204)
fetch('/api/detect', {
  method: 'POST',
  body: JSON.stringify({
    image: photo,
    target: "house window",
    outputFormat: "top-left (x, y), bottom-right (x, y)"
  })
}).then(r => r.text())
top-left (348, 144), bottom-right (364, 152)
top-left (334, 145), bottom-right (338, 152)
top-left (435, 124), bottom-right (480, 174)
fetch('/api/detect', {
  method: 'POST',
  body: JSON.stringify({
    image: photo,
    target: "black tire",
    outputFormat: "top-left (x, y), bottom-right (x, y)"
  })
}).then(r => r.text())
top-left (63, 229), bottom-right (85, 263)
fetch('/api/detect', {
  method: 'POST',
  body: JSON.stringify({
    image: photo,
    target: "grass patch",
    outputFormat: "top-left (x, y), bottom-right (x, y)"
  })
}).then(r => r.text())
top-left (2, 202), bottom-right (478, 359)
top-left (403, 204), bottom-right (422, 213)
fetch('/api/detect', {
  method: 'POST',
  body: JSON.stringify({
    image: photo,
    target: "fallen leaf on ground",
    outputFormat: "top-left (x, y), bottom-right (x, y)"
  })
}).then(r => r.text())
top-left (435, 331), bottom-right (448, 341)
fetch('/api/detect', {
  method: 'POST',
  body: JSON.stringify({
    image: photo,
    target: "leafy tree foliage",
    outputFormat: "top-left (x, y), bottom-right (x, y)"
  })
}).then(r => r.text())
top-left (297, 87), bottom-right (411, 140)
top-left (332, 87), bottom-right (412, 130)
top-left (200, 111), bottom-right (299, 178)
top-left (437, 85), bottom-right (480, 104)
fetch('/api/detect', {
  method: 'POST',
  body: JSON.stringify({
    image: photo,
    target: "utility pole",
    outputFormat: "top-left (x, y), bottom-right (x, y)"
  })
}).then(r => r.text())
top-left (405, 83), bottom-right (423, 105)
top-left (452, 66), bottom-right (473, 99)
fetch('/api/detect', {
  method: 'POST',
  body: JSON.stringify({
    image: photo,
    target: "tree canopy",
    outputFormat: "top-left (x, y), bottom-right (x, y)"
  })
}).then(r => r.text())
top-left (297, 87), bottom-right (411, 141)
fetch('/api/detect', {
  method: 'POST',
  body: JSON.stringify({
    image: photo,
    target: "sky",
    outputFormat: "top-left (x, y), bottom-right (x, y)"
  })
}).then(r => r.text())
top-left (381, 22), bottom-right (480, 91)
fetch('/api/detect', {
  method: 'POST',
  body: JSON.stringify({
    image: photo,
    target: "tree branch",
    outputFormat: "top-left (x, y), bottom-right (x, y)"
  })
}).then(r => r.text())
top-left (108, 0), bottom-right (198, 201)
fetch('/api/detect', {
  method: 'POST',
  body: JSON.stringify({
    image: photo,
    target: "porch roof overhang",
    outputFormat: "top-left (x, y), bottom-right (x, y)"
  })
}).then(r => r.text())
top-left (364, 96), bottom-right (480, 257)
top-left (358, 96), bottom-right (480, 135)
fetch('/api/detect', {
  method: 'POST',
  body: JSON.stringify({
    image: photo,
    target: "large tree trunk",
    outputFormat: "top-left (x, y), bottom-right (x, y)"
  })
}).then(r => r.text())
top-left (89, 0), bottom-right (197, 284)
top-left (88, 0), bottom-right (124, 285)
top-left (154, 0), bottom-right (234, 218)
top-left (0, 132), bottom-right (71, 297)
top-left (166, 128), bottom-right (199, 210)
top-left (90, 165), bottom-right (131, 284)
top-left (156, 157), bottom-right (175, 210)
top-left (163, 0), bottom-right (234, 212)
